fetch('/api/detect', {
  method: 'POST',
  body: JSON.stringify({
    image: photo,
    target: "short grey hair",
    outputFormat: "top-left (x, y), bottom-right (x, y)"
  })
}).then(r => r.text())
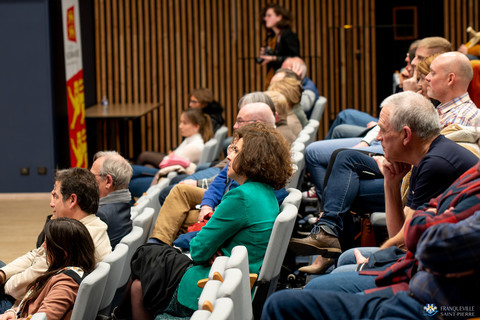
top-left (238, 91), bottom-right (276, 115)
top-left (381, 91), bottom-right (441, 141)
top-left (93, 151), bottom-right (133, 190)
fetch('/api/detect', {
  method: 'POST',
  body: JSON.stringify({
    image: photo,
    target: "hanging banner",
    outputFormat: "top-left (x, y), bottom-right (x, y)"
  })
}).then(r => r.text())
top-left (61, 0), bottom-right (88, 168)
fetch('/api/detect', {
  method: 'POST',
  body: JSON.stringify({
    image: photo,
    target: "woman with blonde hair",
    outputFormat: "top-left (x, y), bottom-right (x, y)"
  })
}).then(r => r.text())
top-left (265, 90), bottom-right (296, 143)
top-left (268, 77), bottom-right (308, 134)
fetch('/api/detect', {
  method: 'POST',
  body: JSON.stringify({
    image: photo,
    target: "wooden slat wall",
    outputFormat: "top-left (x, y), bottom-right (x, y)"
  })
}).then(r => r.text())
top-left (92, 0), bottom-right (476, 155)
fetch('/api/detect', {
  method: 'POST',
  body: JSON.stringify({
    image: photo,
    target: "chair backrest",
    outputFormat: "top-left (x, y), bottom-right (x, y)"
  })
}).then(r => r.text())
top-left (71, 262), bottom-right (110, 320)
top-left (224, 246), bottom-right (252, 320)
top-left (217, 268), bottom-right (248, 320)
top-left (118, 226), bottom-right (144, 287)
top-left (130, 196), bottom-right (151, 220)
top-left (143, 178), bottom-right (170, 236)
top-left (199, 138), bottom-right (218, 164)
top-left (132, 207), bottom-right (156, 243)
top-left (286, 152), bottom-right (305, 189)
top-left (300, 89), bottom-right (317, 113)
top-left (213, 126), bottom-right (228, 160)
top-left (310, 96), bottom-right (327, 122)
top-left (306, 119), bottom-right (320, 144)
top-left (193, 297), bottom-right (234, 320)
top-left (98, 243), bottom-right (129, 315)
top-left (252, 203), bottom-right (298, 319)
top-left (294, 132), bottom-right (309, 145)
top-left (282, 188), bottom-right (302, 209)
top-left (290, 141), bottom-right (305, 154)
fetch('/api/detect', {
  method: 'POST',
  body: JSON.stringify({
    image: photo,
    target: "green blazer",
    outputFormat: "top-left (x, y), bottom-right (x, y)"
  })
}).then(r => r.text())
top-left (177, 180), bottom-right (279, 310)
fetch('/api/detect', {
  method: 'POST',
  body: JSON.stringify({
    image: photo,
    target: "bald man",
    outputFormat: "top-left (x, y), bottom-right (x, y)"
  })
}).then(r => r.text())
top-left (426, 51), bottom-right (480, 125)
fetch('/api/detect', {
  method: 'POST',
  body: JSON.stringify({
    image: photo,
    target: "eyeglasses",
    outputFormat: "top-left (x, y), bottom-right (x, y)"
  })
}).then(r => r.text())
top-left (227, 144), bottom-right (240, 156)
top-left (235, 119), bottom-right (257, 125)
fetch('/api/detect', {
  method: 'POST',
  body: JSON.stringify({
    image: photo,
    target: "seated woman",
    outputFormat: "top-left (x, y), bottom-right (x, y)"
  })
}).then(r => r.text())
top-left (188, 88), bottom-right (225, 133)
top-left (114, 122), bottom-right (293, 319)
top-left (129, 108), bottom-right (213, 198)
top-left (0, 218), bottom-right (95, 320)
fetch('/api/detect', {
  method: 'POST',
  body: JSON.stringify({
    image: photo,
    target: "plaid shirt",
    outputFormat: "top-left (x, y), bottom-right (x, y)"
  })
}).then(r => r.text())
top-left (362, 162), bottom-right (480, 300)
top-left (437, 93), bottom-right (480, 128)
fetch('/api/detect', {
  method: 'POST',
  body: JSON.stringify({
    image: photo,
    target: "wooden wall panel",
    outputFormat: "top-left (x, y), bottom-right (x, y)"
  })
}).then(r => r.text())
top-left (92, 0), bottom-right (478, 156)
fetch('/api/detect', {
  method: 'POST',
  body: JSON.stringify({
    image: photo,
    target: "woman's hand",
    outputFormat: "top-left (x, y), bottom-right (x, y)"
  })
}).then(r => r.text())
top-left (208, 249), bottom-right (224, 266)
top-left (0, 310), bottom-right (17, 320)
top-left (198, 205), bottom-right (213, 222)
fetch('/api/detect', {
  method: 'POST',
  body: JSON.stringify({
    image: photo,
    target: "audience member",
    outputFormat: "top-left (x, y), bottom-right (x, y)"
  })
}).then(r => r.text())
top-left (258, 4), bottom-right (300, 87)
top-left (149, 100), bottom-right (284, 246)
top-left (289, 92), bottom-right (478, 273)
top-left (281, 57), bottom-right (320, 116)
top-left (113, 123), bottom-right (292, 319)
top-left (264, 90), bottom-right (296, 144)
top-left (91, 151), bottom-right (133, 247)
top-left (188, 88), bottom-right (225, 133)
top-left (0, 168), bottom-right (111, 312)
top-left (0, 218), bottom-right (96, 320)
top-left (268, 76), bottom-right (308, 131)
top-left (130, 108), bottom-right (213, 197)
top-left (262, 158), bottom-right (480, 319)
top-left (303, 37), bottom-right (461, 203)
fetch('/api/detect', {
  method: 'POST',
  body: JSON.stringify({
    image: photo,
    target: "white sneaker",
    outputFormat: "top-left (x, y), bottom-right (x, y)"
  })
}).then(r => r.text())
top-left (302, 187), bottom-right (318, 202)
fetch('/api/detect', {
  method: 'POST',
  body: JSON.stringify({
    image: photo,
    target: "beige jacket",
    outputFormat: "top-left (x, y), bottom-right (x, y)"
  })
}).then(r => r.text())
top-left (1, 214), bottom-right (111, 300)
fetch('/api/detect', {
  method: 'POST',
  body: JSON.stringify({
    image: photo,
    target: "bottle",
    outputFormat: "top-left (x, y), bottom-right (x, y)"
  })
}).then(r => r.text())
top-left (101, 96), bottom-right (109, 113)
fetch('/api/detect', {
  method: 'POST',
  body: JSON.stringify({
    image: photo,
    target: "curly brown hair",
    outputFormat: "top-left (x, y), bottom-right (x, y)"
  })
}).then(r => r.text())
top-left (231, 122), bottom-right (293, 190)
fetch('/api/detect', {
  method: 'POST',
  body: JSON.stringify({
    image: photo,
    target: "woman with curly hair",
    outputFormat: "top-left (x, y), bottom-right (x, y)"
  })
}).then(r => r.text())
top-left (114, 122), bottom-right (293, 319)
top-left (0, 218), bottom-right (95, 320)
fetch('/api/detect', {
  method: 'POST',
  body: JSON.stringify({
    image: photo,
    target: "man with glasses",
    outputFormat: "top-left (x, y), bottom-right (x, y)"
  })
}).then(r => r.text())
top-left (148, 93), bottom-right (286, 246)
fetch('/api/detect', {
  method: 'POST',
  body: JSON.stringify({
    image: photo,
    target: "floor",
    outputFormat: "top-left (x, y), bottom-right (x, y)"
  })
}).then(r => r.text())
top-left (0, 193), bottom-right (52, 264)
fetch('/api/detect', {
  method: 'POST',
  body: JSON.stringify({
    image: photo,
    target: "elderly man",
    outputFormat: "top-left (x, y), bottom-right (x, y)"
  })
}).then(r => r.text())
top-left (289, 91), bottom-right (478, 273)
top-left (0, 168), bottom-right (111, 312)
top-left (303, 37), bottom-right (466, 204)
top-left (91, 151), bottom-right (133, 247)
top-left (149, 93), bottom-right (287, 246)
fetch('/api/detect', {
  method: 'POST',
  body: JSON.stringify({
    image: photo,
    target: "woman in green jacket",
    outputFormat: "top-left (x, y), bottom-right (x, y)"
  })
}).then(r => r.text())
top-left (115, 122), bottom-right (293, 319)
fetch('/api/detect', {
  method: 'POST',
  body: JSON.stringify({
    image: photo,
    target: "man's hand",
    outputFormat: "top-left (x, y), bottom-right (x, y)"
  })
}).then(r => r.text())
top-left (374, 156), bottom-right (410, 183)
top-left (179, 179), bottom-right (197, 186)
top-left (198, 205), bottom-right (213, 222)
top-left (354, 249), bottom-right (369, 265)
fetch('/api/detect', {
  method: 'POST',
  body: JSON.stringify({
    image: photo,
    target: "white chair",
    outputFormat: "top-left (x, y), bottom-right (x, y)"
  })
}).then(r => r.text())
top-left (286, 152), bottom-right (305, 189)
top-left (282, 188), bottom-right (302, 209)
top-left (130, 196), bottom-right (150, 220)
top-left (98, 243), bottom-right (129, 316)
top-left (71, 262), bottom-right (110, 320)
top-left (192, 296), bottom-right (234, 320)
top-left (310, 96), bottom-right (327, 123)
top-left (290, 141), bottom-right (305, 154)
top-left (300, 89), bottom-right (317, 114)
top-left (132, 207), bottom-right (156, 243)
top-left (30, 313), bottom-right (47, 320)
top-left (252, 203), bottom-right (298, 319)
top-left (213, 126), bottom-right (228, 160)
top-left (199, 138), bottom-right (218, 164)
top-left (118, 226), bottom-right (144, 288)
top-left (224, 246), bottom-right (252, 320)
top-left (216, 269), bottom-right (245, 320)
top-left (306, 119), bottom-right (320, 145)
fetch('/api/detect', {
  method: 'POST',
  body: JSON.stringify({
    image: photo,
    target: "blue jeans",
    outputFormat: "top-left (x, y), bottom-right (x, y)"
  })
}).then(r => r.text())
top-left (129, 165), bottom-right (158, 198)
top-left (261, 290), bottom-right (424, 320)
top-left (325, 109), bottom-right (378, 139)
top-left (331, 124), bottom-right (369, 138)
top-left (317, 149), bottom-right (385, 235)
top-left (305, 270), bottom-right (376, 293)
top-left (305, 140), bottom-right (383, 199)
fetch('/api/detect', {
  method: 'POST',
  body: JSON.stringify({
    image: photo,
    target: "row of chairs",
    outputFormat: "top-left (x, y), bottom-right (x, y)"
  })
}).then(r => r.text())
top-left (192, 188), bottom-right (302, 319)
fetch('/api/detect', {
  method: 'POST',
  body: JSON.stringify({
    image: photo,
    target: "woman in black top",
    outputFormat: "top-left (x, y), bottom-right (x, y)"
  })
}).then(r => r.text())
top-left (258, 4), bottom-right (300, 87)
